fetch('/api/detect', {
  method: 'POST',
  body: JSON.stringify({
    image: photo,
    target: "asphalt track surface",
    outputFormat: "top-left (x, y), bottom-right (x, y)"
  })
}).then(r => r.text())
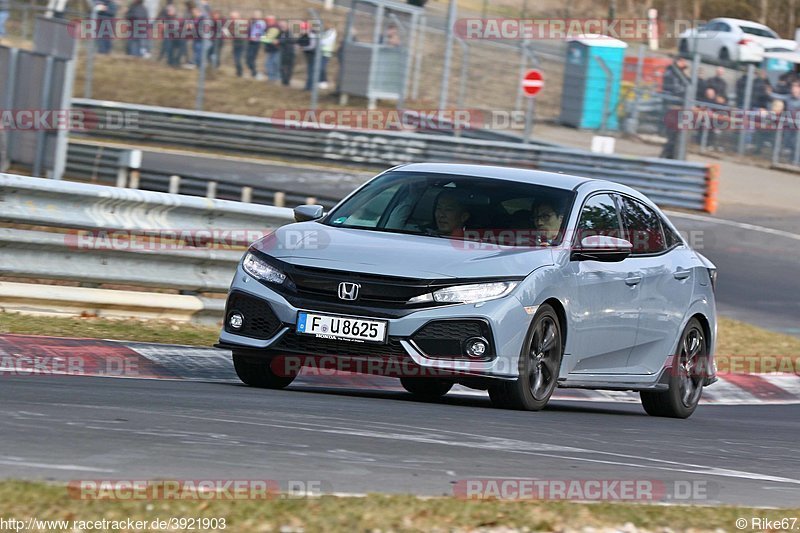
top-left (1, 374), bottom-right (799, 507)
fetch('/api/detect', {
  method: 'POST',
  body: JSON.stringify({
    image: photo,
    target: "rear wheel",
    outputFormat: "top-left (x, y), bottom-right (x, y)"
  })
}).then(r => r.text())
top-left (679, 39), bottom-right (689, 54)
top-left (719, 47), bottom-right (730, 62)
top-left (233, 352), bottom-right (296, 389)
top-left (400, 377), bottom-right (453, 401)
top-left (640, 318), bottom-right (707, 418)
top-left (489, 304), bottom-right (563, 411)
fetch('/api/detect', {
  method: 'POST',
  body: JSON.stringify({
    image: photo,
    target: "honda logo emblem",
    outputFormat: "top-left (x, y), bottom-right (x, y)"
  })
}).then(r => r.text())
top-left (337, 282), bottom-right (361, 301)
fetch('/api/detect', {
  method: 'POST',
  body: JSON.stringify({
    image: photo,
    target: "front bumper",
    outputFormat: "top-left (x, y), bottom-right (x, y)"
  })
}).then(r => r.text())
top-left (218, 265), bottom-right (531, 379)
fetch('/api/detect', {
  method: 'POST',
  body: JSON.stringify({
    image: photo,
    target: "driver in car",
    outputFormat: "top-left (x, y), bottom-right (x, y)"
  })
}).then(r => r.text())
top-left (532, 201), bottom-right (564, 245)
top-left (434, 190), bottom-right (472, 236)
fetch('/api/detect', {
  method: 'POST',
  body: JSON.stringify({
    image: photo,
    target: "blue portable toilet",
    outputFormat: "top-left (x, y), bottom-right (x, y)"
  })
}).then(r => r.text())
top-left (559, 35), bottom-right (628, 130)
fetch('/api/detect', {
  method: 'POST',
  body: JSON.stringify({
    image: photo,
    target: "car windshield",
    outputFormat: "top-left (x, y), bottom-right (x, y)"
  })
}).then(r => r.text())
top-left (740, 26), bottom-right (779, 39)
top-left (323, 171), bottom-right (575, 247)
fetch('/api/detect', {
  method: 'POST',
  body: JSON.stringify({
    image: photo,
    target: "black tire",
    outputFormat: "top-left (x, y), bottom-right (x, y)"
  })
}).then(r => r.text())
top-left (488, 304), bottom-right (563, 411)
top-left (679, 39), bottom-right (689, 54)
top-left (233, 352), bottom-right (296, 389)
top-left (400, 377), bottom-right (453, 401)
top-left (640, 318), bottom-right (707, 419)
top-left (719, 47), bottom-right (730, 62)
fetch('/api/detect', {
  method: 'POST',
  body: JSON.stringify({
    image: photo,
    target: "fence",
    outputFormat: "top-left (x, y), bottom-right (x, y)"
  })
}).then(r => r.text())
top-left (71, 99), bottom-right (718, 212)
top-left (65, 141), bottom-right (342, 209)
top-left (0, 173), bottom-right (294, 321)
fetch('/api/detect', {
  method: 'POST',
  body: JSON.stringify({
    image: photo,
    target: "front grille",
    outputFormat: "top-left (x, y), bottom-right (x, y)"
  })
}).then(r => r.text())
top-left (225, 291), bottom-right (282, 340)
top-left (287, 263), bottom-right (437, 307)
top-left (410, 319), bottom-right (494, 360)
top-left (271, 331), bottom-right (408, 359)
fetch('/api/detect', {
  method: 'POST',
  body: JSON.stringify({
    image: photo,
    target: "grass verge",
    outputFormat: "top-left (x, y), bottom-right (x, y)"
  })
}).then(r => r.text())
top-left (1, 312), bottom-right (799, 373)
top-left (0, 480), bottom-right (795, 532)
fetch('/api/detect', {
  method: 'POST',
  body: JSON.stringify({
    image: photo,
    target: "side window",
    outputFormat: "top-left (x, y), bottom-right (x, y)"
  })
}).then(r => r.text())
top-left (620, 197), bottom-right (667, 255)
top-left (662, 219), bottom-right (683, 249)
top-left (577, 194), bottom-right (622, 240)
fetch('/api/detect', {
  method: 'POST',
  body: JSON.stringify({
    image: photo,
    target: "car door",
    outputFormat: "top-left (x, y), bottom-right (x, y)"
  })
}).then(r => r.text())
top-left (619, 196), bottom-right (694, 374)
top-left (566, 193), bottom-right (641, 375)
top-left (693, 21), bottom-right (716, 57)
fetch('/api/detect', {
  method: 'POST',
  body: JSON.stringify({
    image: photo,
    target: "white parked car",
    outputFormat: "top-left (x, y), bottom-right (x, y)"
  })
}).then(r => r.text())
top-left (678, 18), bottom-right (797, 63)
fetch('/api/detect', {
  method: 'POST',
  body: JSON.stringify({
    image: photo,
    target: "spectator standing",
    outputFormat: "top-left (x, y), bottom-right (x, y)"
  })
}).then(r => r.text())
top-left (319, 23), bottom-right (337, 88)
top-left (660, 56), bottom-right (690, 159)
top-left (125, 0), bottom-right (149, 57)
top-left (783, 81), bottom-right (800, 150)
top-left (246, 10), bottom-right (266, 79)
top-left (229, 10), bottom-right (246, 77)
top-left (298, 21), bottom-right (319, 91)
top-left (0, 0), bottom-right (10, 41)
top-left (278, 20), bottom-right (295, 86)
top-left (706, 67), bottom-right (728, 104)
top-left (95, 0), bottom-right (118, 54)
top-left (261, 15), bottom-right (281, 81)
top-left (752, 69), bottom-right (773, 109)
top-left (191, 6), bottom-right (208, 67)
top-left (208, 9), bottom-right (224, 68)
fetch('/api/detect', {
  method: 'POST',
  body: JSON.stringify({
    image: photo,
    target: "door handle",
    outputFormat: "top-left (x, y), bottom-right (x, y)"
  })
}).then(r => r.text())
top-left (673, 269), bottom-right (691, 280)
top-left (625, 276), bottom-right (642, 286)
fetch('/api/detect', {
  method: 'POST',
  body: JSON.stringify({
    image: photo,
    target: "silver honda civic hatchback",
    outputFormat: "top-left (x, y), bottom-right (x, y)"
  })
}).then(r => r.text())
top-left (218, 163), bottom-right (717, 418)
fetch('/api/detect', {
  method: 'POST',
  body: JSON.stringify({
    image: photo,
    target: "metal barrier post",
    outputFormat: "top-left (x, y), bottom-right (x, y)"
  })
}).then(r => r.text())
top-left (737, 64), bottom-right (754, 155)
top-left (196, 26), bottom-right (208, 110)
top-left (772, 127), bottom-right (783, 166)
top-left (439, 0), bottom-right (457, 110)
top-left (676, 52), bottom-right (700, 161)
top-left (595, 56), bottom-right (612, 134)
top-left (0, 48), bottom-right (19, 172)
top-left (411, 15), bottom-right (426, 101)
top-left (169, 175), bottom-right (181, 194)
top-left (33, 56), bottom-right (55, 178)
top-left (309, 10), bottom-right (323, 112)
top-left (628, 44), bottom-right (645, 135)
top-left (84, 6), bottom-right (98, 99)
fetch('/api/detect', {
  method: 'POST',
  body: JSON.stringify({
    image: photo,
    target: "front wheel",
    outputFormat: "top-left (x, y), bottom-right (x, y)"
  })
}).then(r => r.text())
top-left (233, 352), bottom-right (297, 389)
top-left (489, 304), bottom-right (563, 411)
top-left (400, 377), bottom-right (453, 401)
top-left (640, 318), bottom-right (707, 418)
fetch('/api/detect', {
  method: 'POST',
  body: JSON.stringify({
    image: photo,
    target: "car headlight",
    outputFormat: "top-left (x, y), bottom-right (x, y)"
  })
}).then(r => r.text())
top-left (242, 252), bottom-right (286, 284)
top-left (409, 281), bottom-right (519, 305)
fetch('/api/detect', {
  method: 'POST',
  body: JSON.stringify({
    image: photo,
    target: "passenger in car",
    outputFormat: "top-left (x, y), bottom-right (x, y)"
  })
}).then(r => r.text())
top-left (533, 201), bottom-right (564, 245)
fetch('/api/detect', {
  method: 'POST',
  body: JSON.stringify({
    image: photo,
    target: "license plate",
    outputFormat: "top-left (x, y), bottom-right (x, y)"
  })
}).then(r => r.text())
top-left (296, 312), bottom-right (388, 344)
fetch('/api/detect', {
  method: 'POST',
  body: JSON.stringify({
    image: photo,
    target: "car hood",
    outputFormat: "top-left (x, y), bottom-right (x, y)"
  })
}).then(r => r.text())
top-left (251, 222), bottom-right (554, 279)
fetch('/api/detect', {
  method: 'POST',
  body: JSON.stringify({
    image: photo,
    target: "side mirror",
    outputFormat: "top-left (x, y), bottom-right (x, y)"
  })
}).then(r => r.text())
top-left (571, 235), bottom-right (633, 263)
top-left (294, 204), bottom-right (324, 223)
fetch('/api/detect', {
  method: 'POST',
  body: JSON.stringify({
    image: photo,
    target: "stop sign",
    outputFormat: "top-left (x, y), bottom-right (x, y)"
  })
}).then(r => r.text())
top-left (522, 69), bottom-right (544, 97)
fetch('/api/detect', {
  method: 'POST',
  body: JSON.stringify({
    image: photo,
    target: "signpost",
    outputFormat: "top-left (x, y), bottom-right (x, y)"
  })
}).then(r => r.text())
top-left (522, 69), bottom-right (543, 143)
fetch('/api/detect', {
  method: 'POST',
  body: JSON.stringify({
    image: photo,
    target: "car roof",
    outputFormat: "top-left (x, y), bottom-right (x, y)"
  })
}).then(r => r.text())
top-left (394, 163), bottom-right (594, 191)
top-left (713, 17), bottom-right (771, 30)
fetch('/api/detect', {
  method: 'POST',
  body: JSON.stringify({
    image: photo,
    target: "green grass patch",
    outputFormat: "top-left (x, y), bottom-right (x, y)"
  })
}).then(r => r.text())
top-left (0, 480), bottom-right (795, 532)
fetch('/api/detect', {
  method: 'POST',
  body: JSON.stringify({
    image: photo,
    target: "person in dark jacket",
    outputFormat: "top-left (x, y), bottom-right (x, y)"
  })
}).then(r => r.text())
top-left (228, 10), bottom-right (246, 76)
top-left (125, 0), bottom-right (149, 57)
top-left (246, 9), bottom-right (266, 78)
top-left (278, 20), bottom-right (295, 86)
top-left (298, 21), bottom-right (319, 91)
top-left (660, 56), bottom-right (690, 159)
top-left (705, 67), bottom-right (728, 104)
top-left (95, 0), bottom-right (118, 54)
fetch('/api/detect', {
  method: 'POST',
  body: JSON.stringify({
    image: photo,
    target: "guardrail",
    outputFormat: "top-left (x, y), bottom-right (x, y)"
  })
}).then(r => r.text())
top-left (65, 141), bottom-right (343, 209)
top-left (0, 173), bottom-right (294, 322)
top-left (72, 99), bottom-right (719, 213)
